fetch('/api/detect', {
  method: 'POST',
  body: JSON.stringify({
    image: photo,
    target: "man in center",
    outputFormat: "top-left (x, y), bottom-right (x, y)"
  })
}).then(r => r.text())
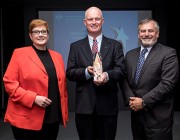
top-left (66, 6), bottom-right (125, 140)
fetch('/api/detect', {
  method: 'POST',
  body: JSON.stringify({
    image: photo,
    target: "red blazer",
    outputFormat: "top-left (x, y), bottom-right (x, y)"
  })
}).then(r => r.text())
top-left (3, 46), bottom-right (68, 130)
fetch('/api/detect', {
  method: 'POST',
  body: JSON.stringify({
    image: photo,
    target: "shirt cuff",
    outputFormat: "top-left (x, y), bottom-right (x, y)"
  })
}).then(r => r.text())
top-left (85, 68), bottom-right (93, 80)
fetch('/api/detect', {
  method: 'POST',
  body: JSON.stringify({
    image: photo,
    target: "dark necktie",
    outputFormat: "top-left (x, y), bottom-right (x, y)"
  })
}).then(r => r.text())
top-left (92, 39), bottom-right (98, 54)
top-left (134, 48), bottom-right (148, 85)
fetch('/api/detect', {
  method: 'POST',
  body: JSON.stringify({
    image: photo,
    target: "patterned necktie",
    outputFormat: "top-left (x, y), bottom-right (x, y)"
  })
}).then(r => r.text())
top-left (134, 48), bottom-right (148, 85)
top-left (92, 39), bottom-right (98, 54)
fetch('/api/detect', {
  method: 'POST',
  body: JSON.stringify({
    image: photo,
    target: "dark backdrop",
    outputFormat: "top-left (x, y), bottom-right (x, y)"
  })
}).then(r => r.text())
top-left (0, 0), bottom-right (179, 117)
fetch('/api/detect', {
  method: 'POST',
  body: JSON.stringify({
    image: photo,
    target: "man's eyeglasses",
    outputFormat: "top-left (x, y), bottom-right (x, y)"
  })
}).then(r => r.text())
top-left (31, 30), bottom-right (48, 35)
top-left (86, 18), bottom-right (102, 22)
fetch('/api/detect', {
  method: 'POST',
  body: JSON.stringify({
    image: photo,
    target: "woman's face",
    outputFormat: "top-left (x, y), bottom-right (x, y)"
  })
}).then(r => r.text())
top-left (29, 25), bottom-right (49, 50)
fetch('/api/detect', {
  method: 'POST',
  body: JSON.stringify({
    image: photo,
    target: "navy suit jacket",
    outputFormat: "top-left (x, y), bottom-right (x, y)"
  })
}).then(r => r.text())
top-left (66, 36), bottom-right (125, 115)
top-left (122, 43), bottom-right (179, 128)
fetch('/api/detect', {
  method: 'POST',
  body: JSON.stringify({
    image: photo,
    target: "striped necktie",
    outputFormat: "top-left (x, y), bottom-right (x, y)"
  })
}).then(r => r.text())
top-left (92, 39), bottom-right (98, 54)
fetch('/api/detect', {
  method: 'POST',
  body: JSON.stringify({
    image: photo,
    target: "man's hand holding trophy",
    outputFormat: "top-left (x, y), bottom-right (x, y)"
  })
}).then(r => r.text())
top-left (93, 52), bottom-right (108, 86)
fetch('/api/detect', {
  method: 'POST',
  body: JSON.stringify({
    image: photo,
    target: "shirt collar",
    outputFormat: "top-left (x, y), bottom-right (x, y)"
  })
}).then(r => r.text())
top-left (140, 45), bottom-right (152, 53)
top-left (88, 34), bottom-right (103, 44)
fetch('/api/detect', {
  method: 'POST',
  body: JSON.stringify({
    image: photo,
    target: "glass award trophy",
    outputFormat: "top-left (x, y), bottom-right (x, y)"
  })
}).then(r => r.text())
top-left (93, 52), bottom-right (103, 82)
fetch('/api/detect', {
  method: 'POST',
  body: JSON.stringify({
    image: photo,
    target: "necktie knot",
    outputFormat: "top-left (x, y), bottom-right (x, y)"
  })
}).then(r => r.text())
top-left (141, 48), bottom-right (148, 56)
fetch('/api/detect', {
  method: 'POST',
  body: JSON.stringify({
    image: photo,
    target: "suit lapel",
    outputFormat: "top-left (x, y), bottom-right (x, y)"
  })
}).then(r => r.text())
top-left (100, 36), bottom-right (110, 60)
top-left (79, 36), bottom-right (112, 65)
top-left (28, 47), bottom-right (47, 74)
top-left (138, 44), bottom-right (158, 82)
top-left (80, 37), bottom-right (94, 65)
top-left (131, 48), bottom-right (141, 82)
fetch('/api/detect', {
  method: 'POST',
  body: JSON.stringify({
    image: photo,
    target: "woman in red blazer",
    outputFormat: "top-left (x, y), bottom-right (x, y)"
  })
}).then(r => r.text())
top-left (3, 19), bottom-right (68, 140)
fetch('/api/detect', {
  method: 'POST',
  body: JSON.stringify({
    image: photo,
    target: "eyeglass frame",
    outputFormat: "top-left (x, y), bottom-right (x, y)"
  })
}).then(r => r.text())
top-left (31, 30), bottom-right (48, 35)
top-left (85, 17), bottom-right (103, 22)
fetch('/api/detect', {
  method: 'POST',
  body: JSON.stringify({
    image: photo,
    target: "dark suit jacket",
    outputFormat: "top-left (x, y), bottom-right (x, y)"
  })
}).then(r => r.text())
top-left (122, 43), bottom-right (179, 129)
top-left (66, 36), bottom-right (125, 115)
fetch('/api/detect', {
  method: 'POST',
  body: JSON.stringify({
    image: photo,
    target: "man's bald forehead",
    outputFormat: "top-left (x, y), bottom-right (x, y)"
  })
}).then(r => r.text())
top-left (85, 6), bottom-right (103, 18)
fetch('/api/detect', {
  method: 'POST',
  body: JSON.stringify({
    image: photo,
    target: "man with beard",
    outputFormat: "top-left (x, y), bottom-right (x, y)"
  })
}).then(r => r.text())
top-left (121, 18), bottom-right (179, 140)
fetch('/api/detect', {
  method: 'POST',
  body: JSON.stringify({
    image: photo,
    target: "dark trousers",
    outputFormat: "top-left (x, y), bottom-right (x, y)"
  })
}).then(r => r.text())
top-left (75, 113), bottom-right (118, 140)
top-left (11, 122), bottom-right (59, 140)
top-left (131, 112), bottom-right (173, 140)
